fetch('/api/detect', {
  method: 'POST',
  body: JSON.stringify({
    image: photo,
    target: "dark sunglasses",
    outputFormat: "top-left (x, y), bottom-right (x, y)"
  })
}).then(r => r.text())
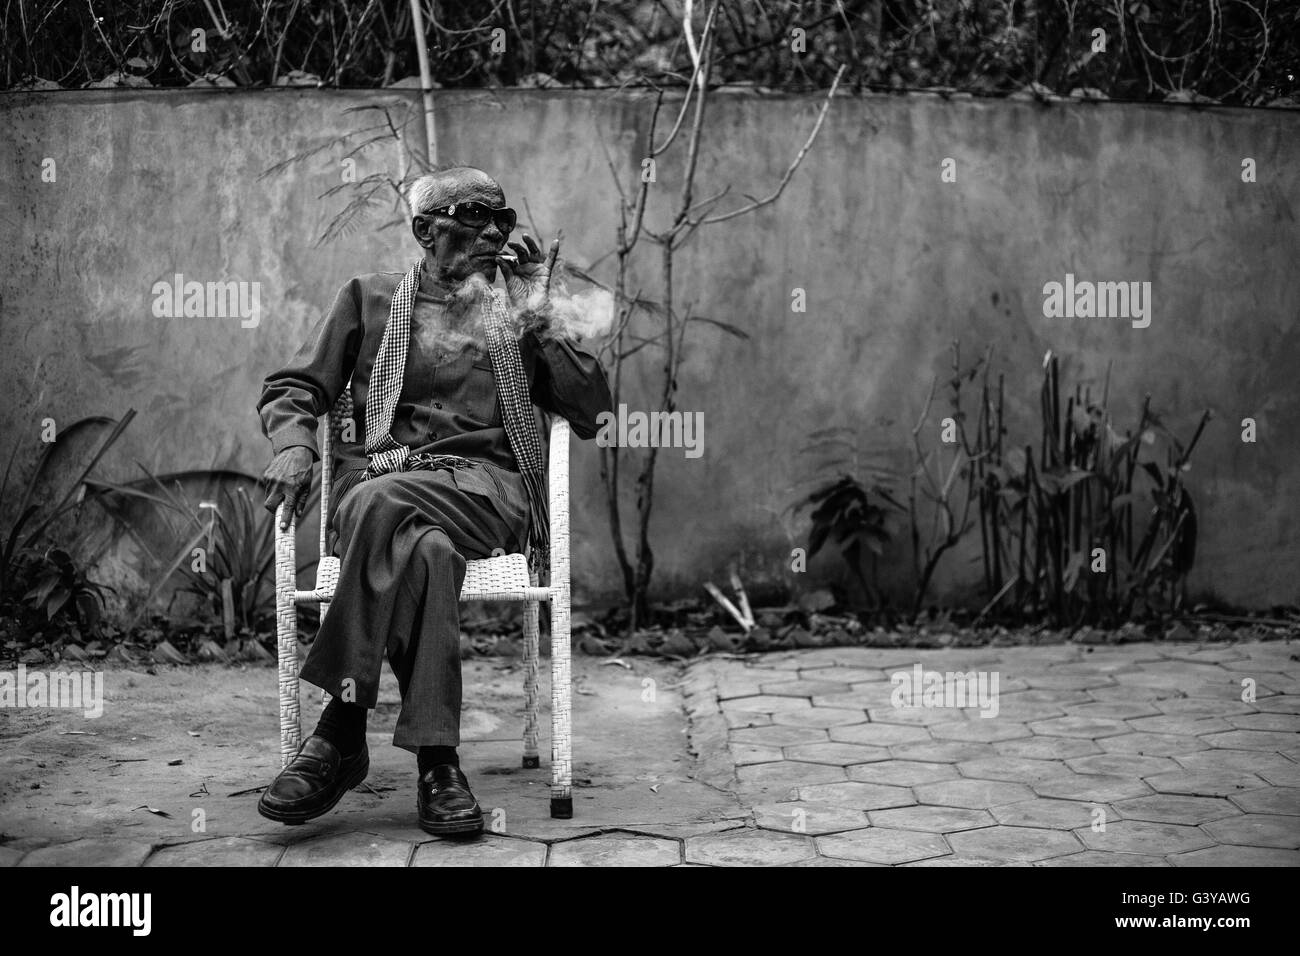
top-left (432, 201), bottom-right (517, 234)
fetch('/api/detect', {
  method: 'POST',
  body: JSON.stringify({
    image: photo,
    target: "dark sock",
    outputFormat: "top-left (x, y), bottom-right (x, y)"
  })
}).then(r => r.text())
top-left (312, 697), bottom-right (367, 756)
top-left (417, 745), bottom-right (459, 775)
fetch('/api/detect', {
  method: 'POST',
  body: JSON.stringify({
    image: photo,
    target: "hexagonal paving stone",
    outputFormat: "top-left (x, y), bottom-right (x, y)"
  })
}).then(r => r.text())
top-left (1145, 770), bottom-right (1266, 797)
top-left (1087, 684), bottom-right (1168, 701)
top-left (1077, 820), bottom-right (1212, 855)
top-left (1257, 764), bottom-right (1300, 787)
top-left (18, 839), bottom-right (153, 868)
top-left (1173, 749), bottom-right (1297, 776)
top-left (990, 799), bottom-right (1106, 830)
top-left (730, 743), bottom-right (784, 766)
top-left (724, 711), bottom-right (772, 731)
top-left (1229, 788), bottom-right (1300, 815)
top-left (279, 831), bottom-right (411, 866)
top-left (959, 756), bottom-right (1073, 784)
top-left (1063, 701), bottom-right (1162, 720)
top-left (1099, 732), bottom-right (1208, 756)
top-left (1033, 774), bottom-right (1152, 803)
top-left (947, 826), bottom-right (1083, 862)
top-left (1226, 712), bottom-right (1300, 732)
top-left (868, 805), bottom-right (995, 833)
top-left (1111, 794), bottom-right (1240, 825)
top-left (1169, 845), bottom-right (1300, 866)
top-left (1156, 697), bottom-right (1254, 717)
top-left (752, 801), bottom-right (870, 835)
top-left (549, 835), bottom-right (680, 867)
top-left (784, 741), bottom-right (891, 766)
top-left (800, 666), bottom-right (889, 683)
top-left (904, 856), bottom-right (1009, 867)
top-left (735, 760), bottom-right (845, 793)
top-left (798, 781), bottom-right (916, 810)
top-left (816, 828), bottom-right (950, 864)
top-left (719, 694), bottom-right (813, 714)
top-left (1028, 716), bottom-right (1131, 739)
top-left (987, 702), bottom-right (1070, 722)
top-left (772, 707), bottom-right (868, 729)
top-left (1065, 753), bottom-right (1181, 777)
top-left (761, 679), bottom-right (852, 697)
top-left (891, 740), bottom-right (998, 763)
top-left (916, 779), bottom-right (1035, 809)
top-left (1034, 851), bottom-right (1169, 867)
top-left (791, 856), bottom-right (884, 866)
top-left (994, 737), bottom-right (1101, 760)
top-left (1003, 688), bottom-right (1093, 705)
top-left (867, 705), bottom-right (966, 726)
top-left (1202, 728), bottom-right (1300, 751)
top-left (815, 690), bottom-right (893, 709)
top-left (930, 720), bottom-right (1032, 743)
top-left (412, 837), bottom-right (547, 866)
top-left (1023, 674), bottom-right (1115, 691)
top-left (1127, 715), bottom-right (1233, 736)
top-left (829, 722), bottom-right (932, 747)
top-left (685, 828), bottom-right (815, 866)
top-left (1255, 695), bottom-right (1300, 714)
top-left (730, 725), bottom-right (828, 748)
top-left (146, 837), bottom-right (283, 867)
top-left (847, 760), bottom-right (960, 787)
top-left (1202, 814), bottom-right (1300, 849)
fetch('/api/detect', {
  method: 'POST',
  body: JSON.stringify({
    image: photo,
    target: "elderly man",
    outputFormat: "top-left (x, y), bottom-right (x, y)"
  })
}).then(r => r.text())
top-left (255, 166), bottom-right (612, 835)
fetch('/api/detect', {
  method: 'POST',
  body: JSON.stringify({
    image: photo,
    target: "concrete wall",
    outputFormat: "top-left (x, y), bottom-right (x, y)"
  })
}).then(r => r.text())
top-left (2, 88), bottom-right (1297, 610)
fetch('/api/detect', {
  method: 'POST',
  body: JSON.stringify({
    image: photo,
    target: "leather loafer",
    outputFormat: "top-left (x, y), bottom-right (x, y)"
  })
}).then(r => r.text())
top-left (417, 764), bottom-right (484, 836)
top-left (257, 735), bottom-right (369, 825)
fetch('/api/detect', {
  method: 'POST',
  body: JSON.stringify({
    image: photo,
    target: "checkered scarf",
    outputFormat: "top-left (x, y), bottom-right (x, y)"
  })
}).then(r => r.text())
top-left (363, 259), bottom-right (550, 578)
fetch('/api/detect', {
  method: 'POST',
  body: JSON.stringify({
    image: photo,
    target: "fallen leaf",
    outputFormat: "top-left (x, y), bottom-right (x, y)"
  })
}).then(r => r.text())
top-left (649, 784), bottom-right (660, 793)
top-left (168, 759), bottom-right (183, 766)
top-left (131, 805), bottom-right (172, 817)
top-left (58, 730), bottom-right (99, 736)
top-left (187, 731), bottom-right (200, 737)
top-left (600, 658), bottom-right (633, 670)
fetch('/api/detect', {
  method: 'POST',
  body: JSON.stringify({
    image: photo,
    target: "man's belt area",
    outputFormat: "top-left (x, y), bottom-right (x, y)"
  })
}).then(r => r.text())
top-left (359, 453), bottom-right (477, 481)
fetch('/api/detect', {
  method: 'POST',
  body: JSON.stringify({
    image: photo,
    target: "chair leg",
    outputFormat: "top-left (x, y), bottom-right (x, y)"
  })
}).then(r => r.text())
top-left (522, 597), bottom-right (540, 768)
top-left (549, 587), bottom-right (572, 818)
top-left (319, 600), bottom-right (332, 711)
top-left (275, 505), bottom-right (301, 768)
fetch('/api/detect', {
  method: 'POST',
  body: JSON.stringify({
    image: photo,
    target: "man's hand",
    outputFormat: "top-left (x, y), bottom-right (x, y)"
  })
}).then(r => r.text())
top-left (262, 446), bottom-right (314, 531)
top-left (499, 233), bottom-right (560, 314)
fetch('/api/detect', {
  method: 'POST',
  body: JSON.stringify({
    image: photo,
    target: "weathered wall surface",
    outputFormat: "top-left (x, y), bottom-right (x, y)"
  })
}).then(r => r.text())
top-left (2, 88), bottom-right (1297, 609)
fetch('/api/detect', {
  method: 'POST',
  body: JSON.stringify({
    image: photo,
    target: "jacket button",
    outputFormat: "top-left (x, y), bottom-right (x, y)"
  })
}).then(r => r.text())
top-left (433, 402), bottom-right (443, 410)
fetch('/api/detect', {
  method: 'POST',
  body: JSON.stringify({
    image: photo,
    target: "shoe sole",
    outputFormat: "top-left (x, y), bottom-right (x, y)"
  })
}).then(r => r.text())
top-left (257, 755), bottom-right (370, 825)
top-left (418, 809), bottom-right (485, 836)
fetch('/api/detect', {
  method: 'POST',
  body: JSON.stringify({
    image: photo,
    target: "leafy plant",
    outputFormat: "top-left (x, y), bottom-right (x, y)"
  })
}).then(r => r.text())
top-left (20, 547), bottom-right (115, 636)
top-left (969, 350), bottom-right (1208, 627)
top-left (788, 426), bottom-right (906, 610)
top-left (90, 467), bottom-right (320, 630)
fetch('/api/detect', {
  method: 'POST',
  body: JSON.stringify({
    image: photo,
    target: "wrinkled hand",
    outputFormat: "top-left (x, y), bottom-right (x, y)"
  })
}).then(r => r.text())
top-left (499, 233), bottom-right (560, 313)
top-left (261, 447), bottom-right (314, 531)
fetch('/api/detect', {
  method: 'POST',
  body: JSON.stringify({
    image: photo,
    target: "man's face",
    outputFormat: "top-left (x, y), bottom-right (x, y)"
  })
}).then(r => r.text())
top-left (413, 170), bottom-right (510, 285)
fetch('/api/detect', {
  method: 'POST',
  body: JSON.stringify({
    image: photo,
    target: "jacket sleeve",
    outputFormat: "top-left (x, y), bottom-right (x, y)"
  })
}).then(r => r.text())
top-left (256, 279), bottom-right (364, 462)
top-left (518, 325), bottom-right (613, 441)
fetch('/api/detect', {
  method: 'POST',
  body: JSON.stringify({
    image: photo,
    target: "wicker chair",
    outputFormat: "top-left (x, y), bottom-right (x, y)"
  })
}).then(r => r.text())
top-left (273, 386), bottom-right (575, 818)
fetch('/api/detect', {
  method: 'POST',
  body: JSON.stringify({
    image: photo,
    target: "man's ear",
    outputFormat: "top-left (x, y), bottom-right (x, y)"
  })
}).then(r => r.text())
top-left (412, 214), bottom-right (437, 249)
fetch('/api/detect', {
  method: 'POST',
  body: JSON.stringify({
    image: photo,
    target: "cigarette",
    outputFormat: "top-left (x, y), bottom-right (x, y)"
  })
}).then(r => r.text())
top-left (496, 253), bottom-right (519, 264)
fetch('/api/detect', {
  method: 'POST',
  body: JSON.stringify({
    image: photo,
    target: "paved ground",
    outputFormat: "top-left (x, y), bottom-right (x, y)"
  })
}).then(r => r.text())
top-left (0, 639), bottom-right (1296, 865)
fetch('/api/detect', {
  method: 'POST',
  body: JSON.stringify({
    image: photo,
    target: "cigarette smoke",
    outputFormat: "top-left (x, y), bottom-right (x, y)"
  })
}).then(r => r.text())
top-left (414, 266), bottom-right (616, 358)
